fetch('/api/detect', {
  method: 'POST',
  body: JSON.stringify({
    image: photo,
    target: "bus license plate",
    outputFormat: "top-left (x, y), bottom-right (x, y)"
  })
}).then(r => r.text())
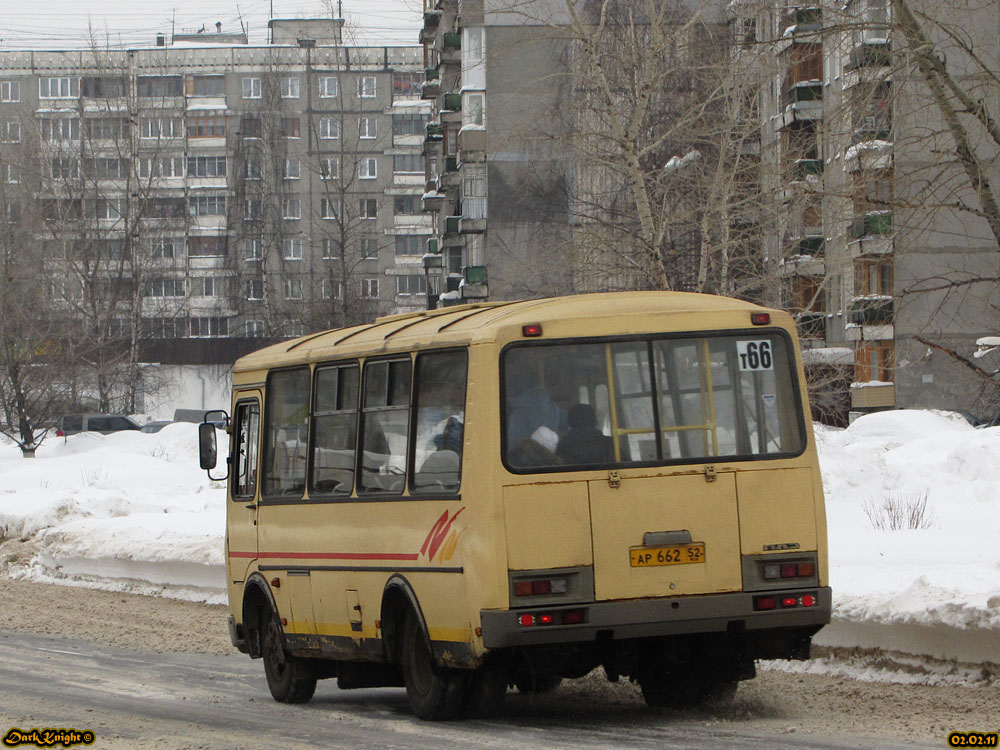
top-left (629, 544), bottom-right (706, 567)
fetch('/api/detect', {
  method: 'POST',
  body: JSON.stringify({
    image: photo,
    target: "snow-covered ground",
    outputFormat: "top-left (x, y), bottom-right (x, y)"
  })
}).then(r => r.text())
top-left (1, 411), bottom-right (997, 680)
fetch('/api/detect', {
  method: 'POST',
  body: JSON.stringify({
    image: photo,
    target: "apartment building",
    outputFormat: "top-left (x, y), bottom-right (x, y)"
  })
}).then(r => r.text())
top-left (0, 18), bottom-right (431, 399)
top-left (747, 0), bottom-right (1000, 420)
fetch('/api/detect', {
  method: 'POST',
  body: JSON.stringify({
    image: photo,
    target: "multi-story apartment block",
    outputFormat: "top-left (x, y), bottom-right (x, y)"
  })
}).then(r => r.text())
top-left (746, 0), bottom-right (1000, 421)
top-left (0, 19), bottom-right (432, 411)
top-left (419, 0), bottom-right (575, 305)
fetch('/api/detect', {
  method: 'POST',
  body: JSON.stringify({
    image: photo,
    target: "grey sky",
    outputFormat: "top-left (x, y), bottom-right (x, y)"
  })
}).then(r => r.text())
top-left (2, 0), bottom-right (422, 48)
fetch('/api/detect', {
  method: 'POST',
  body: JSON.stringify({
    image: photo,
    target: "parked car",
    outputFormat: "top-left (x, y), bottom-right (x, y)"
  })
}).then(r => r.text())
top-left (139, 420), bottom-right (174, 434)
top-left (55, 414), bottom-right (141, 437)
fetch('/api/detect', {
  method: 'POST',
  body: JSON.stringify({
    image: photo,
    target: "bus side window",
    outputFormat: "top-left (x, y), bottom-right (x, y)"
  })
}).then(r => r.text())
top-left (310, 363), bottom-right (359, 496)
top-left (412, 349), bottom-right (467, 493)
top-left (261, 367), bottom-right (310, 498)
top-left (234, 401), bottom-right (260, 498)
top-left (360, 358), bottom-right (411, 494)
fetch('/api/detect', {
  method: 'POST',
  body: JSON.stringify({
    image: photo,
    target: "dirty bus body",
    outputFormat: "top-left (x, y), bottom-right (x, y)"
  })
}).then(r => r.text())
top-left (204, 291), bottom-right (830, 720)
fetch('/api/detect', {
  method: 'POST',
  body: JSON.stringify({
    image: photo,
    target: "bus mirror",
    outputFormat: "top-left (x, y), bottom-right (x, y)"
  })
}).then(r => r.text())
top-left (199, 422), bottom-right (218, 471)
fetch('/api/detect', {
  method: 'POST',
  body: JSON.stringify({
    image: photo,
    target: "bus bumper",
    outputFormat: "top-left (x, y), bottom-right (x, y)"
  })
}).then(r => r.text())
top-left (480, 586), bottom-right (831, 649)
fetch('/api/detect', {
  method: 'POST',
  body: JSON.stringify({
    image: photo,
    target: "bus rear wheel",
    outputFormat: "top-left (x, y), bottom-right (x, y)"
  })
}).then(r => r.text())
top-left (639, 670), bottom-right (737, 710)
top-left (400, 610), bottom-right (465, 720)
top-left (261, 610), bottom-right (317, 704)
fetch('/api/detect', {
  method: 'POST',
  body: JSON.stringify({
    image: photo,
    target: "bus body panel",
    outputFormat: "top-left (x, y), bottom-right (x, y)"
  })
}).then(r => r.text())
top-left (736, 467), bottom-right (819, 556)
top-left (503, 482), bottom-right (594, 570)
top-left (588, 472), bottom-right (743, 600)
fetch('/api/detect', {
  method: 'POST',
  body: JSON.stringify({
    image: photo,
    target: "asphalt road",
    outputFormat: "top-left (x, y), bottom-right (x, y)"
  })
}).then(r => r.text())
top-left (0, 630), bottom-right (946, 750)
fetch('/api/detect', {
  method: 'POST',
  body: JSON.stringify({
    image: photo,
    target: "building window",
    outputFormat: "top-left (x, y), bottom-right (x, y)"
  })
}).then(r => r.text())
top-left (392, 113), bottom-right (429, 136)
top-left (319, 76), bottom-right (339, 98)
top-left (81, 76), bottom-right (126, 98)
top-left (282, 237), bottom-right (303, 259)
top-left (321, 238), bottom-right (340, 259)
top-left (138, 156), bottom-right (185, 179)
top-left (147, 278), bottom-right (186, 298)
top-left (92, 198), bottom-right (123, 220)
top-left (392, 72), bottom-right (422, 98)
top-left (462, 164), bottom-right (488, 220)
top-left (320, 158), bottom-right (339, 180)
top-left (282, 117), bottom-right (301, 138)
top-left (3, 121), bottom-right (20, 143)
top-left (283, 159), bottom-right (301, 180)
top-left (393, 154), bottom-right (424, 174)
top-left (151, 238), bottom-right (180, 259)
top-left (84, 118), bottom-right (127, 140)
top-left (321, 198), bottom-right (339, 220)
top-left (138, 76), bottom-right (183, 97)
top-left (321, 279), bottom-right (339, 299)
top-left (40, 118), bottom-right (79, 142)
top-left (361, 238), bottom-right (379, 259)
top-left (360, 198), bottom-right (378, 219)
top-left (358, 75), bottom-right (377, 98)
top-left (188, 237), bottom-right (228, 256)
top-left (140, 117), bottom-right (182, 139)
top-left (394, 236), bottom-right (424, 255)
top-left (244, 156), bottom-right (262, 180)
top-left (464, 92), bottom-right (485, 127)
top-left (282, 196), bottom-right (301, 219)
top-left (359, 158), bottom-right (377, 180)
top-left (247, 279), bottom-right (264, 300)
top-left (187, 116), bottom-right (226, 138)
top-left (50, 157), bottom-right (79, 180)
top-left (284, 278), bottom-right (303, 300)
top-left (242, 77), bottom-right (261, 99)
top-left (189, 316), bottom-right (229, 338)
top-left (281, 77), bottom-right (300, 98)
top-left (187, 156), bottom-right (227, 178)
top-left (244, 199), bottom-right (262, 220)
top-left (199, 277), bottom-right (224, 296)
top-left (319, 117), bottom-right (340, 139)
top-left (189, 195), bottom-right (227, 216)
top-left (244, 238), bottom-right (262, 262)
top-left (39, 77), bottom-right (78, 98)
top-left (241, 116), bottom-right (262, 139)
top-left (393, 195), bottom-right (421, 215)
top-left (465, 27), bottom-right (485, 62)
top-left (5, 165), bottom-right (18, 184)
top-left (361, 278), bottom-right (379, 298)
top-left (84, 157), bottom-right (127, 179)
top-left (359, 117), bottom-right (377, 139)
top-left (1, 81), bottom-right (20, 102)
top-left (855, 342), bottom-right (893, 383)
top-left (396, 275), bottom-right (426, 295)
top-left (189, 75), bottom-right (224, 97)
top-left (246, 320), bottom-right (265, 337)
top-left (142, 197), bottom-right (186, 218)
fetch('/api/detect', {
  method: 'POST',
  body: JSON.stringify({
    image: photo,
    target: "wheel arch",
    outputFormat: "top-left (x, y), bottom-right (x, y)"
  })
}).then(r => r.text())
top-left (381, 574), bottom-right (428, 664)
top-left (242, 572), bottom-right (281, 659)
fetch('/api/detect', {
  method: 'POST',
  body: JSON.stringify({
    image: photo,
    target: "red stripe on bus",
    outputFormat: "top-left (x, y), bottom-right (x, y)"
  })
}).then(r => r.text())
top-left (229, 551), bottom-right (420, 561)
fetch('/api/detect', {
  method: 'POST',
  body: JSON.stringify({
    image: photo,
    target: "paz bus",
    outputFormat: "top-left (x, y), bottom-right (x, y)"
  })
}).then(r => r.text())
top-left (199, 291), bottom-right (830, 720)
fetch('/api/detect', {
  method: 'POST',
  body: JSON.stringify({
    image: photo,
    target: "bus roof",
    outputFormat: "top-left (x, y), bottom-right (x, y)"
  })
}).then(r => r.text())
top-left (233, 291), bottom-right (784, 373)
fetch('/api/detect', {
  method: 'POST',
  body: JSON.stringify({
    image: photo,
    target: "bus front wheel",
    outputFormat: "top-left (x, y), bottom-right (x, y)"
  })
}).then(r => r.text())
top-left (400, 610), bottom-right (465, 720)
top-left (261, 610), bottom-right (317, 703)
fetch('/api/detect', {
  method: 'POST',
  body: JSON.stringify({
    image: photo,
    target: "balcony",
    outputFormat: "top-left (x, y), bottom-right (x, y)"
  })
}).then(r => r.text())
top-left (421, 190), bottom-right (446, 212)
top-left (444, 215), bottom-right (461, 235)
top-left (424, 121), bottom-right (444, 142)
top-left (849, 296), bottom-right (894, 325)
top-left (781, 6), bottom-right (822, 34)
top-left (781, 83), bottom-right (823, 127)
top-left (461, 265), bottom-right (489, 299)
top-left (438, 156), bottom-right (460, 189)
top-left (459, 126), bottom-right (486, 162)
top-left (791, 158), bottom-right (823, 181)
top-left (851, 382), bottom-right (895, 409)
top-left (421, 69), bottom-right (441, 99)
top-left (797, 235), bottom-right (824, 255)
top-left (443, 92), bottom-right (462, 111)
top-left (794, 311), bottom-right (826, 339)
top-left (846, 39), bottom-right (891, 71)
top-left (851, 211), bottom-right (892, 239)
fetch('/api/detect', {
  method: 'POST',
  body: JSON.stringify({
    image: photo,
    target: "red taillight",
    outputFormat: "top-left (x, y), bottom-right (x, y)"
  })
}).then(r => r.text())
top-left (801, 594), bottom-right (816, 607)
top-left (797, 562), bottom-right (815, 577)
top-left (781, 596), bottom-right (799, 608)
top-left (519, 614), bottom-right (534, 627)
top-left (754, 596), bottom-right (777, 611)
top-left (780, 563), bottom-right (797, 578)
top-left (518, 609), bottom-right (587, 627)
top-left (537, 614), bottom-right (555, 626)
top-left (561, 610), bottom-right (585, 625)
top-left (522, 323), bottom-right (543, 337)
top-left (514, 581), bottom-right (532, 597)
top-left (751, 312), bottom-right (771, 325)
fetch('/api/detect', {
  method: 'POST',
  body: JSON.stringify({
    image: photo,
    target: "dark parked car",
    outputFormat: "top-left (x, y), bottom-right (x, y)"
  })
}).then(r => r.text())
top-left (55, 414), bottom-right (141, 437)
top-left (139, 420), bottom-right (174, 434)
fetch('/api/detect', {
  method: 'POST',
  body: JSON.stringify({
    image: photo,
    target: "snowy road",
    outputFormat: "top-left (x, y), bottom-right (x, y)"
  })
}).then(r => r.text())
top-left (0, 630), bottom-right (942, 750)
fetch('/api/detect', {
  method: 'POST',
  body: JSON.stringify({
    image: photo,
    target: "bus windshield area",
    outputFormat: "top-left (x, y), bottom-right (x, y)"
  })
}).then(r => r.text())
top-left (502, 333), bottom-right (805, 471)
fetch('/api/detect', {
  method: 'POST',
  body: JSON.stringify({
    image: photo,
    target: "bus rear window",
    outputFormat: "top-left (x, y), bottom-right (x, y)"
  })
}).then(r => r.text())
top-left (502, 333), bottom-right (805, 471)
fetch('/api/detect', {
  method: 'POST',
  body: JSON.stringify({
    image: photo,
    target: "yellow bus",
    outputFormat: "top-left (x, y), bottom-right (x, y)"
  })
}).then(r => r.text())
top-left (200, 291), bottom-right (830, 720)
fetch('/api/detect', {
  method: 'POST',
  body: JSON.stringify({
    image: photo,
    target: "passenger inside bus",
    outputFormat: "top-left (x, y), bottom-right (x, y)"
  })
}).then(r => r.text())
top-left (556, 403), bottom-right (614, 465)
